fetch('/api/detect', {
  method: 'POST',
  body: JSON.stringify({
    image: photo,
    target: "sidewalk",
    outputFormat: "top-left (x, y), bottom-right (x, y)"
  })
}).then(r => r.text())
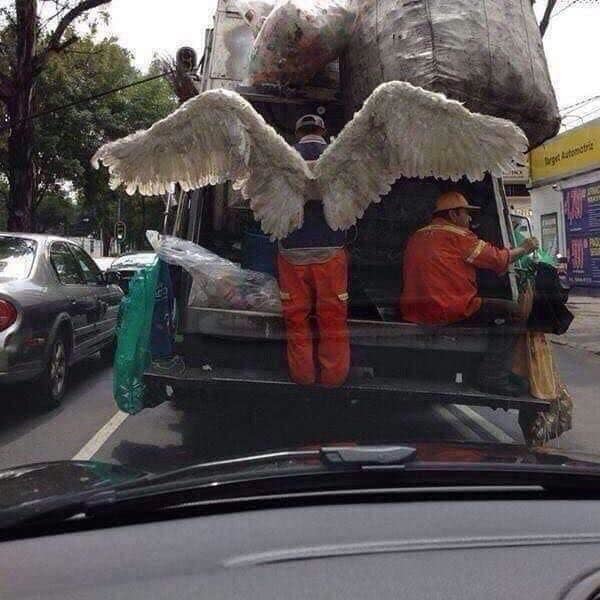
top-left (550, 294), bottom-right (600, 355)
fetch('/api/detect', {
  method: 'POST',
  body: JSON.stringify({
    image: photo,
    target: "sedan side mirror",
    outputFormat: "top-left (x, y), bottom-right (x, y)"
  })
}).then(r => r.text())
top-left (106, 271), bottom-right (121, 285)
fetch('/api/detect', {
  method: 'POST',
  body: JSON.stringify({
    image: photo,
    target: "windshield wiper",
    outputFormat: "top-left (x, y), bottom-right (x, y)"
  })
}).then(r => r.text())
top-left (115, 445), bottom-right (419, 491)
top-left (320, 446), bottom-right (417, 466)
top-left (0, 446), bottom-right (418, 531)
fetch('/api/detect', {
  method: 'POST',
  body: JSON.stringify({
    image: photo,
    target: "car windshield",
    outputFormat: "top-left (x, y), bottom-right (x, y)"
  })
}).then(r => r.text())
top-left (0, 0), bottom-right (599, 512)
top-left (0, 237), bottom-right (37, 280)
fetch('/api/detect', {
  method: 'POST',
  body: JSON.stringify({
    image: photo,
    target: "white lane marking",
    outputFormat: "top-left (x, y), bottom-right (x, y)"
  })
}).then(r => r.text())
top-left (433, 405), bottom-right (484, 442)
top-left (72, 411), bottom-right (129, 461)
top-left (452, 405), bottom-right (516, 444)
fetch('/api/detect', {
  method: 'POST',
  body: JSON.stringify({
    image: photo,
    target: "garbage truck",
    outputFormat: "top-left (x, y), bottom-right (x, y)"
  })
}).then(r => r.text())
top-left (107, 0), bottom-right (570, 443)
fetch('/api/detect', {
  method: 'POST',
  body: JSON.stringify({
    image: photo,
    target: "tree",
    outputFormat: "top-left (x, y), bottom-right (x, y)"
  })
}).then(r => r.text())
top-left (34, 191), bottom-right (76, 233)
top-left (0, 0), bottom-right (111, 232)
top-left (0, 34), bottom-right (176, 249)
top-left (69, 45), bottom-right (176, 253)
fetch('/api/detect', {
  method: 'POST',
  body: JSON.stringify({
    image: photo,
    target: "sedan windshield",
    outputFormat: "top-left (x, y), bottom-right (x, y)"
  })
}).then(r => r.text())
top-left (0, 237), bottom-right (37, 280)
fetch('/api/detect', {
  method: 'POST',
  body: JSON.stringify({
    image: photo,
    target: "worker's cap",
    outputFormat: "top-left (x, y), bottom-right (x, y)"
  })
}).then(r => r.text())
top-left (295, 114), bottom-right (326, 132)
top-left (434, 191), bottom-right (480, 213)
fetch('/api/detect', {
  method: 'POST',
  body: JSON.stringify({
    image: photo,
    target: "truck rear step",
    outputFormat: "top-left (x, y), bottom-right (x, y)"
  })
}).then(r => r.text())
top-left (145, 362), bottom-right (550, 412)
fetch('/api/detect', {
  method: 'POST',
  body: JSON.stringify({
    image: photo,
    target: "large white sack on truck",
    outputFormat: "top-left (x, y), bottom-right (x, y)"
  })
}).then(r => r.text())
top-left (341, 0), bottom-right (560, 147)
top-left (147, 232), bottom-right (282, 314)
top-left (247, 0), bottom-right (355, 86)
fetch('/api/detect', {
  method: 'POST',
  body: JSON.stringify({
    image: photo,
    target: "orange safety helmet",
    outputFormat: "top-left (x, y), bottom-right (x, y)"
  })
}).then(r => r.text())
top-left (434, 191), bottom-right (480, 213)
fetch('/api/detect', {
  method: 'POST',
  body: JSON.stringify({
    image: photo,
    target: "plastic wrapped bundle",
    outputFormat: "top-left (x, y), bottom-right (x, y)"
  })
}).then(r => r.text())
top-left (149, 233), bottom-right (282, 314)
top-left (247, 0), bottom-right (355, 86)
top-left (341, 0), bottom-right (560, 147)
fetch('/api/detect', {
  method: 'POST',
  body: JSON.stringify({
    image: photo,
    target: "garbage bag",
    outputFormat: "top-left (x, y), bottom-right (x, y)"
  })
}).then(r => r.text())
top-left (528, 263), bottom-right (574, 335)
top-left (513, 283), bottom-right (574, 445)
top-left (518, 384), bottom-right (573, 447)
top-left (513, 232), bottom-right (573, 335)
top-left (341, 0), bottom-right (560, 147)
top-left (149, 232), bottom-right (282, 314)
top-left (236, 0), bottom-right (277, 36)
top-left (113, 259), bottom-right (167, 415)
top-left (247, 0), bottom-right (355, 86)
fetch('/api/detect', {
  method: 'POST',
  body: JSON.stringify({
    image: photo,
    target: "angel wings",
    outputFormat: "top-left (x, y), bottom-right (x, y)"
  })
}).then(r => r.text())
top-left (92, 81), bottom-right (528, 240)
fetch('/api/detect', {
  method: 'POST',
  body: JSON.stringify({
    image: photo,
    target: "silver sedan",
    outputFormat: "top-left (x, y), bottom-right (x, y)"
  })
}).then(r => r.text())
top-left (0, 233), bottom-right (123, 407)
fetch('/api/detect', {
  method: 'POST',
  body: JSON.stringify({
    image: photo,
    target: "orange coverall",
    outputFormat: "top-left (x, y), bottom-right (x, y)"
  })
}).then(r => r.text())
top-left (399, 217), bottom-right (510, 325)
top-left (278, 249), bottom-right (350, 387)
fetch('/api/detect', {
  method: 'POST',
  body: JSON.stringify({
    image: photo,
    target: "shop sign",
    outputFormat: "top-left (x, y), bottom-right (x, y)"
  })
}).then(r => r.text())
top-left (530, 119), bottom-right (600, 185)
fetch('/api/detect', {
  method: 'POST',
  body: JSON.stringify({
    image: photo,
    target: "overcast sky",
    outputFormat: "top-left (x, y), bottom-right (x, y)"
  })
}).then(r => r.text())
top-left (103, 0), bottom-right (598, 123)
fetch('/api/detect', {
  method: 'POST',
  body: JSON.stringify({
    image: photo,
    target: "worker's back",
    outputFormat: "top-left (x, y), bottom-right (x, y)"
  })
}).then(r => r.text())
top-left (399, 220), bottom-right (480, 325)
top-left (280, 137), bottom-right (345, 251)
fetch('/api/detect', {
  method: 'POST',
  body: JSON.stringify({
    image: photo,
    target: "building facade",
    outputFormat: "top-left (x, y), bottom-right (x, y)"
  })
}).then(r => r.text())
top-left (529, 118), bottom-right (600, 288)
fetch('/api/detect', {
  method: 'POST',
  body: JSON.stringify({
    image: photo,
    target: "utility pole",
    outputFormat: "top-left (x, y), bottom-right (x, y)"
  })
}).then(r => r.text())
top-left (161, 47), bottom-right (200, 236)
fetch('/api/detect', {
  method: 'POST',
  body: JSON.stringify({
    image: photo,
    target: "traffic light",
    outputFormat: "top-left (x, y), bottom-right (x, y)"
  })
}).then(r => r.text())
top-left (115, 221), bottom-right (127, 242)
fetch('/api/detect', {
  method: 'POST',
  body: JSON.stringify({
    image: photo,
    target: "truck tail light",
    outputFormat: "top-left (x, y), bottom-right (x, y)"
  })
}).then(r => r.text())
top-left (0, 300), bottom-right (17, 332)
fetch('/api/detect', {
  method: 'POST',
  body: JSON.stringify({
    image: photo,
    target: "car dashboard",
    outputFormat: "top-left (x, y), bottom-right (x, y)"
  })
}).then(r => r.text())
top-left (3, 493), bottom-right (600, 599)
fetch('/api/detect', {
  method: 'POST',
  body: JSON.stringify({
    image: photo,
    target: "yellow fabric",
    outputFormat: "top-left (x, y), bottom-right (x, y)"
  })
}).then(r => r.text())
top-left (513, 284), bottom-right (560, 400)
top-left (465, 240), bottom-right (487, 265)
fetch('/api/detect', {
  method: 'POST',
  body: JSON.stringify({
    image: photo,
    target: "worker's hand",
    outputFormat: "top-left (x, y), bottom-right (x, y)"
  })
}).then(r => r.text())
top-left (520, 236), bottom-right (540, 254)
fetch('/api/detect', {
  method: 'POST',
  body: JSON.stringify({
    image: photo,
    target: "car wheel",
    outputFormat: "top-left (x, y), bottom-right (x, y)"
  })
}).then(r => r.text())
top-left (38, 334), bottom-right (69, 408)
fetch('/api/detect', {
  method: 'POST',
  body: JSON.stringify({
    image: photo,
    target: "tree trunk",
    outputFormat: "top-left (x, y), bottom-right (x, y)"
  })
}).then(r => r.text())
top-left (6, 87), bottom-right (36, 232)
top-left (102, 229), bottom-right (112, 256)
top-left (7, 0), bottom-right (38, 232)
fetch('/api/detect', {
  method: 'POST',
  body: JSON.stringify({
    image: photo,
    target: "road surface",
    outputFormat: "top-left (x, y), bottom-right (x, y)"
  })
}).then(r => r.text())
top-left (1, 345), bottom-right (599, 473)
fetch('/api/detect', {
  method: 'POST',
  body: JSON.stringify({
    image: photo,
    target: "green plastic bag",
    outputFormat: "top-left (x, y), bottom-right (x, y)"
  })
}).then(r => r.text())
top-left (113, 259), bottom-right (162, 415)
top-left (514, 229), bottom-right (556, 289)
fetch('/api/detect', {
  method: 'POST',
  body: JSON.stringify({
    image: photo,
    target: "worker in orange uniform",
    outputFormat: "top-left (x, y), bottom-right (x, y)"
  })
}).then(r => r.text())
top-left (399, 191), bottom-right (539, 397)
top-left (277, 115), bottom-right (350, 387)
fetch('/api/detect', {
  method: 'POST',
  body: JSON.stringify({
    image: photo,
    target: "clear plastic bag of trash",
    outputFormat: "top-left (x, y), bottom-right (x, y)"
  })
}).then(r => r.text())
top-left (236, 0), bottom-right (276, 36)
top-left (247, 0), bottom-right (355, 86)
top-left (147, 231), bottom-right (282, 314)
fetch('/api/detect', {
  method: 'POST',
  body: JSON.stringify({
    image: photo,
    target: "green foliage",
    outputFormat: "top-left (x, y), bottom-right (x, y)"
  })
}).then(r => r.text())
top-left (34, 192), bottom-right (76, 234)
top-left (0, 31), bottom-right (176, 246)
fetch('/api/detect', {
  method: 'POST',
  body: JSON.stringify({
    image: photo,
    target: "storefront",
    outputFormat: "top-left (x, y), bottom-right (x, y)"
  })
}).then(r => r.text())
top-left (529, 118), bottom-right (600, 288)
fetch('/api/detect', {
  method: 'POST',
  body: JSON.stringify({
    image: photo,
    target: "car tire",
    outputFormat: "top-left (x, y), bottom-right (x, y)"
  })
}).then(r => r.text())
top-left (38, 333), bottom-right (69, 409)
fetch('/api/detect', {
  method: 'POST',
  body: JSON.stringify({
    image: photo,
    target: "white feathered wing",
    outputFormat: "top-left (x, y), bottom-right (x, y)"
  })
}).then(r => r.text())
top-left (92, 88), bottom-right (312, 240)
top-left (314, 81), bottom-right (529, 231)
